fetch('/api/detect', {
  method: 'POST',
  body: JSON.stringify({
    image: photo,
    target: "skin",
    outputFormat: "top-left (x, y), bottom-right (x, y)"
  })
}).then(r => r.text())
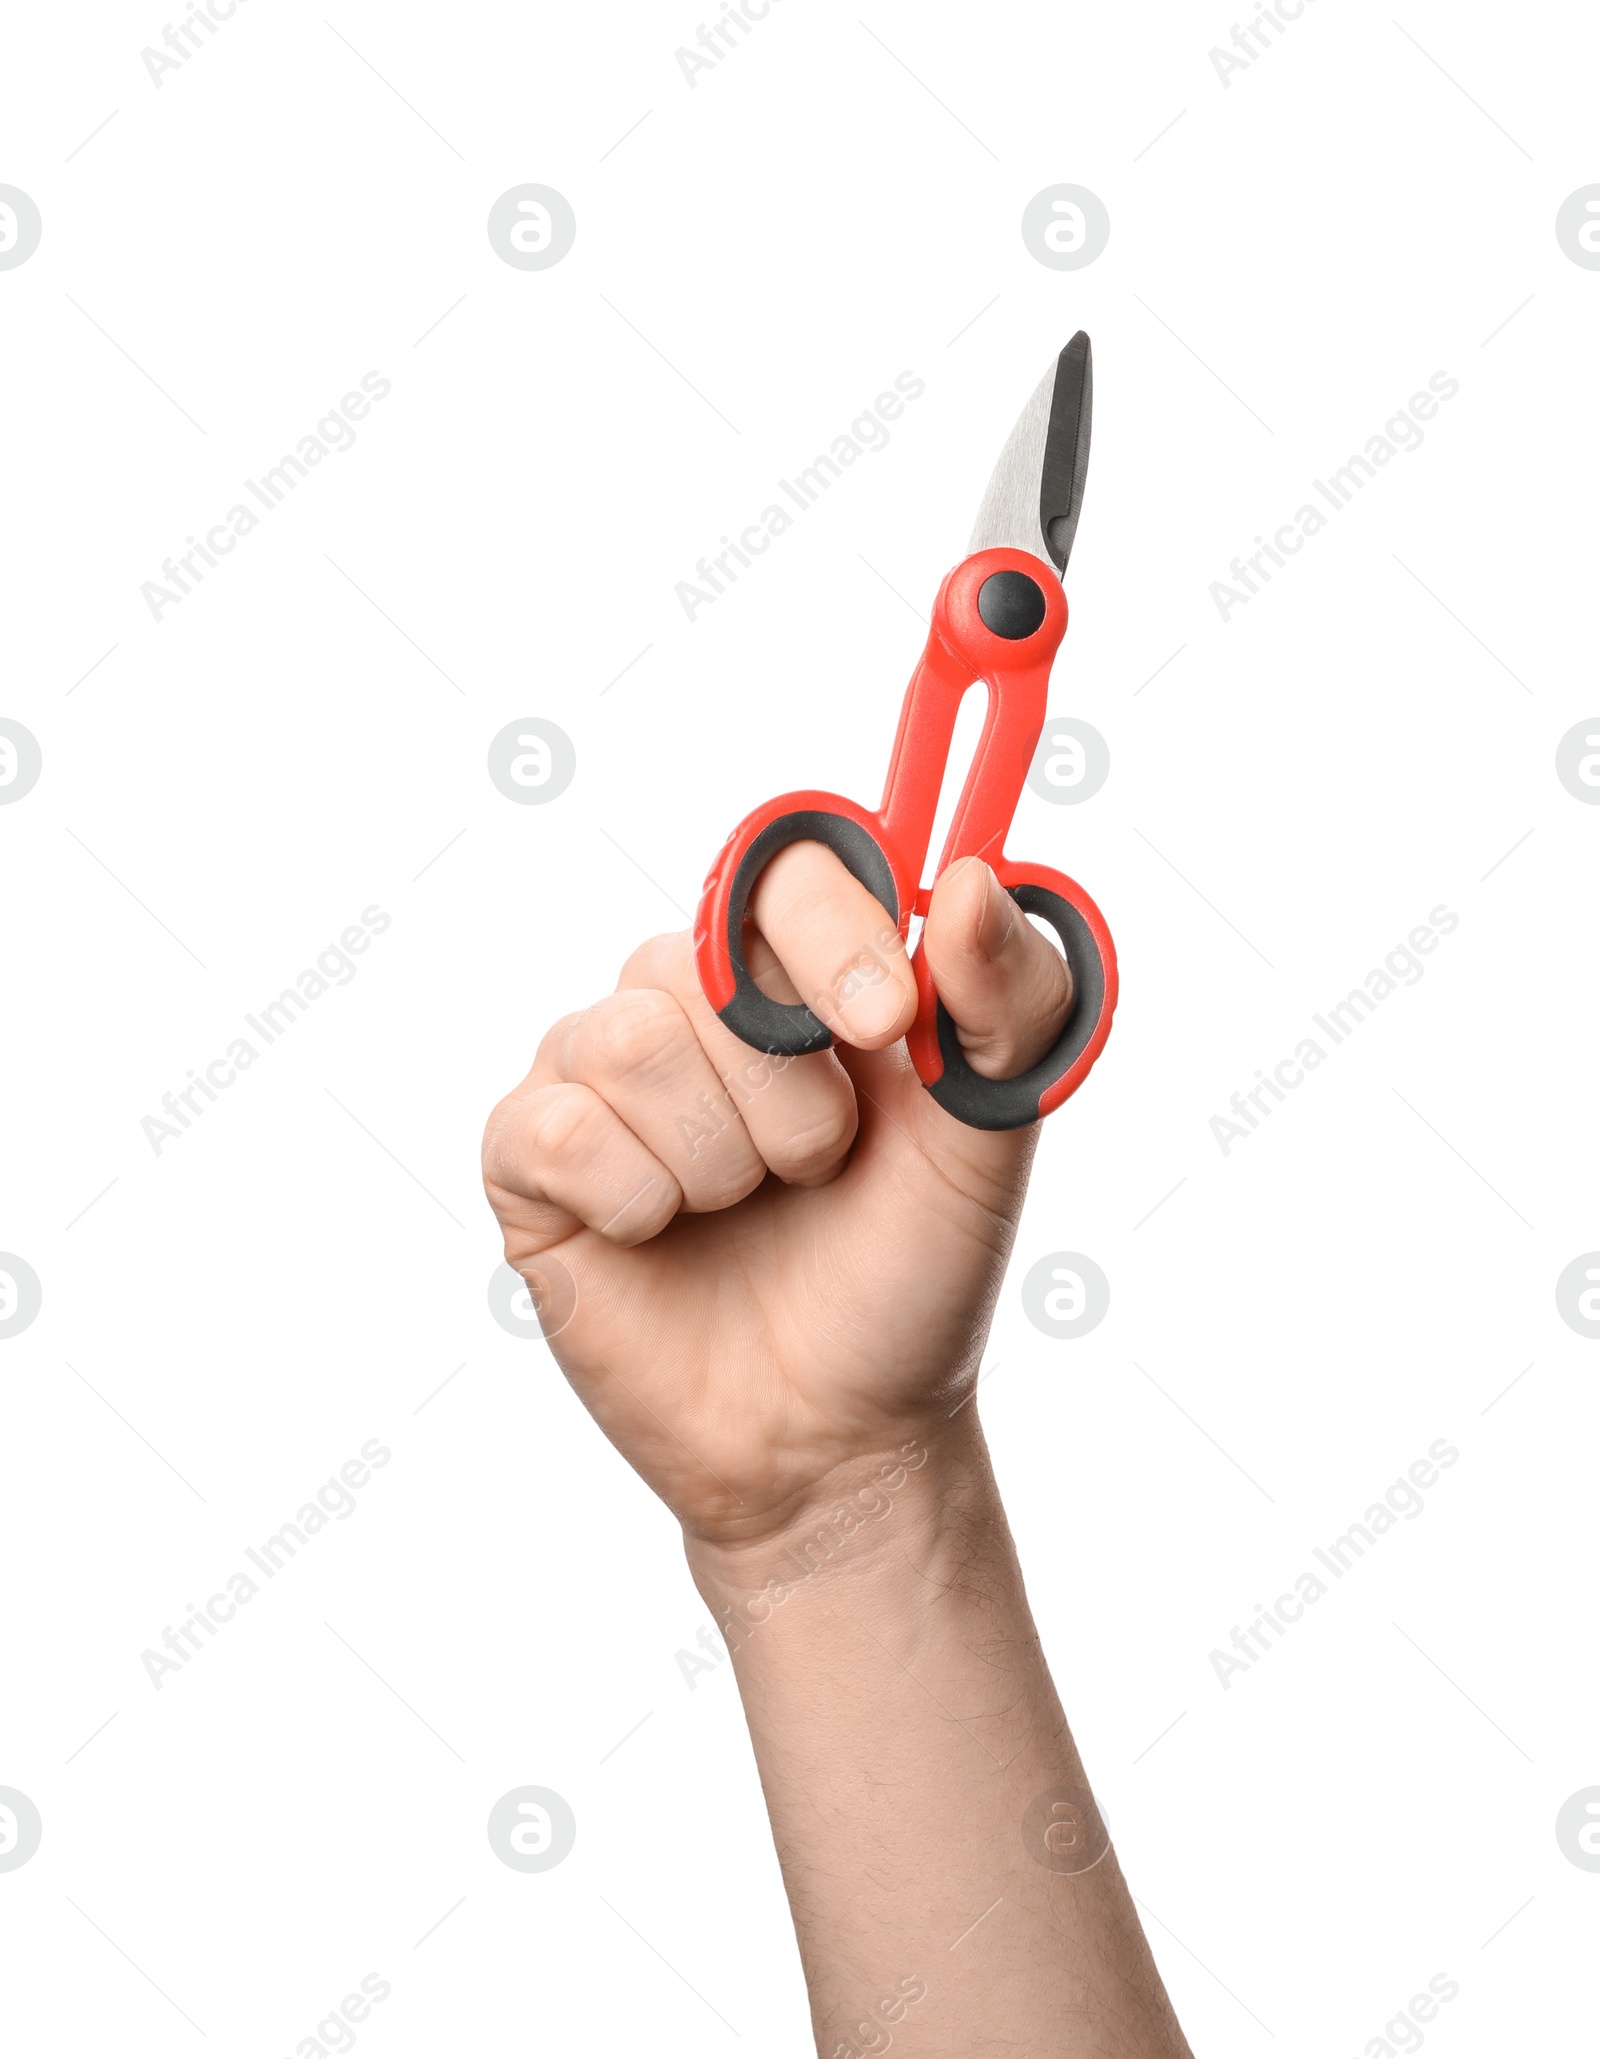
top-left (483, 843), bottom-right (1192, 2058)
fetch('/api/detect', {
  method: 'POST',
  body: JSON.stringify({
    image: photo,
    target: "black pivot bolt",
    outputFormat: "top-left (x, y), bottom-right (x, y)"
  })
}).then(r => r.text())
top-left (976, 570), bottom-right (1047, 639)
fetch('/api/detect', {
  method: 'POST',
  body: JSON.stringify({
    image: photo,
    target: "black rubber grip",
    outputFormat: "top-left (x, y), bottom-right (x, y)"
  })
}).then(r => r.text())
top-left (717, 811), bottom-right (900, 1057)
top-left (923, 882), bottom-right (1106, 1131)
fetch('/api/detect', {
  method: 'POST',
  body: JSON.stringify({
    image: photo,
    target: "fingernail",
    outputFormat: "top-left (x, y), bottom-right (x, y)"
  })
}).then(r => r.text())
top-left (976, 865), bottom-right (1016, 959)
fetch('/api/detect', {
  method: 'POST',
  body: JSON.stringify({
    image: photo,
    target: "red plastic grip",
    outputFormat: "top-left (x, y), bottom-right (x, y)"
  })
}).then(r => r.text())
top-left (695, 549), bottom-right (1118, 1122)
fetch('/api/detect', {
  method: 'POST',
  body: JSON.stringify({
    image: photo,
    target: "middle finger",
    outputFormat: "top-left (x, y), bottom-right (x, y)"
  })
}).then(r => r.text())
top-left (537, 988), bottom-right (765, 1212)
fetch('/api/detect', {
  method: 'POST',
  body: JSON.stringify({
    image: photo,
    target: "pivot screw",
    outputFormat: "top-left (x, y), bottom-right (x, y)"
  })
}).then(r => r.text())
top-left (977, 571), bottom-right (1046, 639)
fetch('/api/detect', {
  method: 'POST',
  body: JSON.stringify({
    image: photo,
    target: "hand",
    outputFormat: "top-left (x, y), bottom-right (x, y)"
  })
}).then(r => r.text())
top-left (481, 844), bottom-right (1073, 1545)
top-left (483, 851), bottom-right (1191, 2056)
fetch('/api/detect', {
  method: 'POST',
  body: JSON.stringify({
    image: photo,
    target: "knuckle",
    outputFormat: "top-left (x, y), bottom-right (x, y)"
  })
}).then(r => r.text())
top-left (670, 1091), bottom-right (762, 1202)
top-left (534, 1010), bottom-right (587, 1074)
top-left (1024, 935), bottom-right (1074, 1023)
top-left (481, 1088), bottom-right (541, 1188)
top-left (750, 839), bottom-right (811, 905)
top-left (528, 1082), bottom-right (601, 1160)
top-left (765, 1099), bottom-right (858, 1181)
top-left (584, 989), bottom-right (685, 1078)
top-left (748, 842), bottom-right (835, 937)
top-left (605, 1175), bottom-right (682, 1245)
top-left (683, 1157), bottom-right (766, 1213)
top-left (481, 1093), bottom-right (517, 1177)
top-left (822, 925), bottom-right (908, 1003)
top-left (722, 1049), bottom-right (784, 1103)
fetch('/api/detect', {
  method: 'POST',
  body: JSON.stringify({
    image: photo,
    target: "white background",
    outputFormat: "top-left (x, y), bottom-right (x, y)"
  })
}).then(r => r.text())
top-left (2, 0), bottom-right (1597, 2051)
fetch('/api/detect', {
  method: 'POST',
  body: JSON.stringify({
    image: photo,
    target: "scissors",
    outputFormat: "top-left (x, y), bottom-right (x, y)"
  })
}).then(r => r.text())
top-left (694, 332), bottom-right (1116, 1132)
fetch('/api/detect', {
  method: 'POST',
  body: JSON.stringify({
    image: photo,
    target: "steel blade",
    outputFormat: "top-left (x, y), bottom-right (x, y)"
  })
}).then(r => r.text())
top-left (967, 331), bottom-right (1093, 577)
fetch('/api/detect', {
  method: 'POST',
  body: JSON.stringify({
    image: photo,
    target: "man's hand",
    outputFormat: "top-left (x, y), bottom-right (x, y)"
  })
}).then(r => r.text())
top-left (483, 843), bottom-right (1193, 2057)
top-left (481, 840), bottom-right (1072, 1544)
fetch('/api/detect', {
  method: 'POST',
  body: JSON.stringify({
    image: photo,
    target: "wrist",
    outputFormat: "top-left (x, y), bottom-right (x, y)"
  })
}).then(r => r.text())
top-left (683, 1409), bottom-right (1009, 1651)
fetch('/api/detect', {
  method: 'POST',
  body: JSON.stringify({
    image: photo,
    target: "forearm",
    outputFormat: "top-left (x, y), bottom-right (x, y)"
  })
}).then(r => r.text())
top-left (685, 1415), bottom-right (1192, 2059)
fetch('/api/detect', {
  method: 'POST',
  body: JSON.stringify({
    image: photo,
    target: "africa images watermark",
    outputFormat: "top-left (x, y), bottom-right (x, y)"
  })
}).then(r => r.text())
top-left (670, 1444), bottom-right (935, 1694)
top-left (1209, 1438), bottom-right (1460, 1689)
top-left (828, 1977), bottom-right (929, 2059)
top-left (1209, 371), bottom-right (1459, 622)
top-left (140, 1439), bottom-right (391, 1689)
top-left (1209, 903), bottom-right (1459, 1156)
top-left (694, 1441), bottom-right (931, 1668)
top-left (674, 0), bottom-right (784, 86)
top-left (1208, 0), bottom-right (1320, 87)
top-left (141, 903), bottom-right (391, 1153)
top-left (141, 0), bottom-right (252, 87)
top-left (677, 1441), bottom-right (930, 1685)
top-left (282, 1973), bottom-right (394, 2058)
top-left (675, 372), bottom-right (926, 621)
top-left (1353, 1974), bottom-right (1462, 2058)
top-left (141, 371), bottom-right (392, 622)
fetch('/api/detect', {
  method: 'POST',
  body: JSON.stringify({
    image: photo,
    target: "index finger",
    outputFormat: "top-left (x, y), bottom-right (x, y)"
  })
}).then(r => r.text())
top-left (746, 841), bottom-right (916, 1050)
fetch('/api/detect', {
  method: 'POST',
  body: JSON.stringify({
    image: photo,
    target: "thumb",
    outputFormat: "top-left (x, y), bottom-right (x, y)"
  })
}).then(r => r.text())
top-left (921, 857), bottom-right (1073, 1078)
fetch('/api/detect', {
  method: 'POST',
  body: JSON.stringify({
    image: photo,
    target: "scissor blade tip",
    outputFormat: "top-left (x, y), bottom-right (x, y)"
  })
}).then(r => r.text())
top-left (967, 335), bottom-right (1094, 573)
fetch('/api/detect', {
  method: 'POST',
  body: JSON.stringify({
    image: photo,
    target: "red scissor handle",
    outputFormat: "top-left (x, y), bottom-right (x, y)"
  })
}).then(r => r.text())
top-left (694, 548), bottom-right (1117, 1129)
